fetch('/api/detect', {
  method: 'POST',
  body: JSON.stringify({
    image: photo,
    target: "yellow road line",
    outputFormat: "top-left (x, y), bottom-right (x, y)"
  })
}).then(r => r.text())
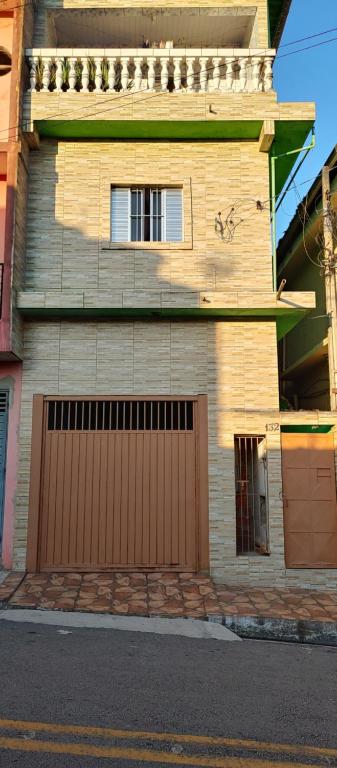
top-left (0, 735), bottom-right (327, 767)
top-left (0, 718), bottom-right (335, 761)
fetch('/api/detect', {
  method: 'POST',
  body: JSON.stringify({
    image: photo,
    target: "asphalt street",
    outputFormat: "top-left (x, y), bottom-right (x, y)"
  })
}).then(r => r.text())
top-left (0, 616), bottom-right (337, 767)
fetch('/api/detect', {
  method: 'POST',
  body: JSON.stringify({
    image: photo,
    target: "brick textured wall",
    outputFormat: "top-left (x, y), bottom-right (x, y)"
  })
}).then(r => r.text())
top-left (14, 318), bottom-right (281, 578)
top-left (12, 316), bottom-right (337, 588)
top-left (24, 139), bottom-right (273, 296)
top-left (23, 92), bottom-right (315, 131)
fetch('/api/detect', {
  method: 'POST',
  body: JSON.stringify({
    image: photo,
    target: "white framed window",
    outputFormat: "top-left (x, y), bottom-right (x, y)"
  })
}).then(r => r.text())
top-left (111, 186), bottom-right (183, 243)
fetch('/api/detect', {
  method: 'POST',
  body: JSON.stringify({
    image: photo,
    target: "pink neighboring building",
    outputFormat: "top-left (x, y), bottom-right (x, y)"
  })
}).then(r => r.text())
top-left (0, 5), bottom-right (26, 568)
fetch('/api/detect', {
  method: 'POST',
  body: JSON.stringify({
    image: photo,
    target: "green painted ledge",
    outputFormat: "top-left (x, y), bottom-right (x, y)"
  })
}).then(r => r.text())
top-left (18, 305), bottom-right (309, 340)
top-left (281, 425), bottom-right (333, 433)
top-left (36, 118), bottom-right (314, 196)
top-left (37, 118), bottom-right (261, 141)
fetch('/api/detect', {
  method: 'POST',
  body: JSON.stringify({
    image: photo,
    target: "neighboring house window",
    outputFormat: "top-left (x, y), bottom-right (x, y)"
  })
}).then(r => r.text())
top-left (111, 186), bottom-right (183, 242)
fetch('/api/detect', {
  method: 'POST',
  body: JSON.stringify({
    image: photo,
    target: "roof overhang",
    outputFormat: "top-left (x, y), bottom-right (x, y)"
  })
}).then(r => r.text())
top-left (268, 0), bottom-right (291, 47)
top-left (17, 304), bottom-right (312, 341)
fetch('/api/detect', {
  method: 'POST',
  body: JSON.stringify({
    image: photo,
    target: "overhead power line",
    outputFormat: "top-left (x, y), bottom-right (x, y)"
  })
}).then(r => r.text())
top-left (277, 34), bottom-right (337, 59)
top-left (1, 27), bottom-right (337, 142)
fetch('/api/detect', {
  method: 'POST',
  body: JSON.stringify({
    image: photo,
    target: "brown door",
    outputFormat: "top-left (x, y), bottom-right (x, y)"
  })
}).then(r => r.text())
top-left (27, 397), bottom-right (208, 572)
top-left (281, 432), bottom-right (337, 568)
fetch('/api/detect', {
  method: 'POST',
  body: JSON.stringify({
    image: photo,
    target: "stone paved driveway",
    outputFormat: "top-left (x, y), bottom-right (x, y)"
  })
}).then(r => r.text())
top-left (7, 572), bottom-right (220, 616)
top-left (2, 571), bottom-right (337, 622)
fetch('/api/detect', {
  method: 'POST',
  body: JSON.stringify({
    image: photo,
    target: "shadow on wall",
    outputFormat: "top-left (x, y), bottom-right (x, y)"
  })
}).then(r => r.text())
top-left (16, 139), bottom-right (337, 586)
top-left (14, 141), bottom-right (286, 584)
top-left (23, 139), bottom-right (274, 294)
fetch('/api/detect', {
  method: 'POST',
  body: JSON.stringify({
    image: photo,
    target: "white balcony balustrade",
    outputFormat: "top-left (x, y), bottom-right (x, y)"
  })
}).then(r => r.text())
top-left (26, 48), bottom-right (275, 94)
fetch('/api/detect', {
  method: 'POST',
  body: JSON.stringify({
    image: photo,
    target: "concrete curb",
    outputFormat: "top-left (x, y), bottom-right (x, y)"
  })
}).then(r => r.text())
top-left (0, 608), bottom-right (241, 641)
top-left (222, 614), bottom-right (337, 646)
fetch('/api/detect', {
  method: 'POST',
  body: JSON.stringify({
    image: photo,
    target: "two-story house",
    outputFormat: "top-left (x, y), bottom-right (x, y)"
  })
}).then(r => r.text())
top-left (6, 0), bottom-right (337, 587)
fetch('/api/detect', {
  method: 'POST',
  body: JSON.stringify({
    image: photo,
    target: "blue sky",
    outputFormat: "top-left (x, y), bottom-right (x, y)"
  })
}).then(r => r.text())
top-left (273, 0), bottom-right (337, 240)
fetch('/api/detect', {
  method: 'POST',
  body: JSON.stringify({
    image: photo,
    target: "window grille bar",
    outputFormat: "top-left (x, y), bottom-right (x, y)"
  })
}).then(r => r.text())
top-left (235, 435), bottom-right (268, 556)
top-left (47, 400), bottom-right (194, 432)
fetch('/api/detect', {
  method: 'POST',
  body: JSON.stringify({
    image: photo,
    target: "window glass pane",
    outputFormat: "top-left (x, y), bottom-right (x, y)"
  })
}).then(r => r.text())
top-left (151, 188), bottom-right (163, 242)
top-left (130, 189), bottom-right (143, 241)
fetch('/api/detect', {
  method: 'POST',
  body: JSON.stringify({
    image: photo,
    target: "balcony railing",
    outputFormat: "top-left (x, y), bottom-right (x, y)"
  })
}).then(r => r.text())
top-left (26, 48), bottom-right (275, 94)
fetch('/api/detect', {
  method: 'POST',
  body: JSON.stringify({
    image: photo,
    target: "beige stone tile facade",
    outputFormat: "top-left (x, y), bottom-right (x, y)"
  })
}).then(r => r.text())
top-left (13, 318), bottom-right (337, 588)
top-left (14, 0), bottom-right (334, 587)
top-left (23, 92), bottom-right (315, 131)
top-left (14, 132), bottom-right (337, 587)
top-left (24, 139), bottom-right (273, 295)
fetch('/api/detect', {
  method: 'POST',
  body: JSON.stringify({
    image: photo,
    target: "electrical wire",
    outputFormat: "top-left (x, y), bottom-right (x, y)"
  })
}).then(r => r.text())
top-left (2, 22), bottom-right (337, 141)
top-left (279, 26), bottom-right (337, 48)
top-left (277, 34), bottom-right (337, 59)
top-left (297, 189), bottom-right (322, 269)
top-left (2, 11), bottom-right (337, 235)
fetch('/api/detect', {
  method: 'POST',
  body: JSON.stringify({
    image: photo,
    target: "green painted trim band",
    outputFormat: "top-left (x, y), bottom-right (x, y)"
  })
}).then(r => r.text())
top-left (281, 425), bottom-right (333, 433)
top-left (17, 305), bottom-right (309, 339)
top-left (36, 119), bottom-right (262, 141)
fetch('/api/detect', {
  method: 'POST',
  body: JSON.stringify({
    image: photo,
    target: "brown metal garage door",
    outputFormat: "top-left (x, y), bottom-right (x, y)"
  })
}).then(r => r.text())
top-left (281, 432), bottom-right (337, 568)
top-left (27, 396), bottom-right (208, 572)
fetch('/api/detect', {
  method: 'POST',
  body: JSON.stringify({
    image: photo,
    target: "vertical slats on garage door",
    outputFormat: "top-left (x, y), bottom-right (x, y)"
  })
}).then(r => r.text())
top-left (105, 435), bottom-right (115, 565)
top-left (112, 434), bottom-right (122, 565)
top-left (127, 432), bottom-right (136, 564)
top-left (171, 433), bottom-right (179, 565)
top-left (134, 433), bottom-right (143, 565)
top-left (156, 433), bottom-right (165, 565)
top-left (38, 399), bottom-right (199, 571)
top-left (142, 432), bottom-right (151, 564)
top-left (77, 434), bottom-right (87, 564)
top-left (149, 434), bottom-right (158, 564)
top-left (68, 433), bottom-right (80, 566)
top-left (185, 433), bottom-right (197, 566)
top-left (98, 435), bottom-right (108, 565)
top-left (83, 433), bottom-right (94, 566)
top-left (164, 434), bottom-right (172, 566)
top-left (61, 434), bottom-right (73, 565)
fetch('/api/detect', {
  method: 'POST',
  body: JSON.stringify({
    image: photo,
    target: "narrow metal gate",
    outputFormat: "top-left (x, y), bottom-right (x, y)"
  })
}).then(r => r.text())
top-left (234, 435), bottom-right (269, 555)
top-left (27, 395), bottom-right (209, 572)
top-left (0, 390), bottom-right (9, 552)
